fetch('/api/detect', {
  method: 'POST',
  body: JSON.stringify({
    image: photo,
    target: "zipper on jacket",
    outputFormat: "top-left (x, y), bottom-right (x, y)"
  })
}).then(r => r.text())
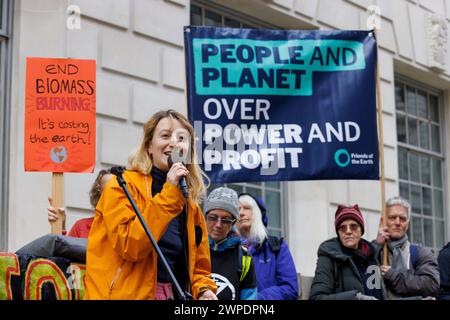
top-left (109, 267), bottom-right (123, 291)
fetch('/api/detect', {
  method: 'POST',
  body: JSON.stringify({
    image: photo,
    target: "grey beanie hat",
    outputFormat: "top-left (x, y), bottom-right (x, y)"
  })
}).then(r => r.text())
top-left (204, 187), bottom-right (239, 220)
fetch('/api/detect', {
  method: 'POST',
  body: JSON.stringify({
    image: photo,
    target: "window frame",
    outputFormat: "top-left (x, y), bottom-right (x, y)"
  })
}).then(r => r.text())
top-left (395, 74), bottom-right (447, 251)
top-left (191, 0), bottom-right (279, 29)
top-left (208, 181), bottom-right (288, 238)
top-left (0, 0), bottom-right (12, 251)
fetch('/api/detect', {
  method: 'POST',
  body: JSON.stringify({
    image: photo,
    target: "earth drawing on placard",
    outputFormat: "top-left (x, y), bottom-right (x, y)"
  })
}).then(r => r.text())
top-left (50, 146), bottom-right (68, 163)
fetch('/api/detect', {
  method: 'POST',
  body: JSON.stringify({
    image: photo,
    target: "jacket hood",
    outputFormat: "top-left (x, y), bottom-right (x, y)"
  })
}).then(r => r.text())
top-left (123, 170), bottom-right (149, 199)
top-left (318, 237), bottom-right (374, 261)
top-left (124, 170), bottom-right (185, 202)
top-left (239, 193), bottom-right (268, 226)
top-left (209, 235), bottom-right (241, 252)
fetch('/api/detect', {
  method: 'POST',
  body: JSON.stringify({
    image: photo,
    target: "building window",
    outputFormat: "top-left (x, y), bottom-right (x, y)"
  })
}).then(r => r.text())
top-left (191, 1), bottom-right (276, 29)
top-left (0, 0), bottom-right (11, 251)
top-left (191, 2), bottom-right (286, 237)
top-left (395, 78), bottom-right (446, 251)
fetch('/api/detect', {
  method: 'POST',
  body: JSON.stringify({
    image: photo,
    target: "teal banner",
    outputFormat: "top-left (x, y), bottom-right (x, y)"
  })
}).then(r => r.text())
top-left (193, 39), bottom-right (366, 96)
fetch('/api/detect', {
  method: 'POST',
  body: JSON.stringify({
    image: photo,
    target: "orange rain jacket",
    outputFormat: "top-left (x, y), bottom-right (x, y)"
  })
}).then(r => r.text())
top-left (84, 170), bottom-right (216, 299)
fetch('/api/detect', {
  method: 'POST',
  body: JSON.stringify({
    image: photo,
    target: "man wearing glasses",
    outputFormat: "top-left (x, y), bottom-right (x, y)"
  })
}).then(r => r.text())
top-left (203, 187), bottom-right (258, 300)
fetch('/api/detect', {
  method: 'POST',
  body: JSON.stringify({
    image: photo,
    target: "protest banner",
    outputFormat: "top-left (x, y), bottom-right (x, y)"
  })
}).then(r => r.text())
top-left (25, 57), bottom-right (96, 233)
top-left (0, 252), bottom-right (86, 300)
top-left (184, 27), bottom-right (379, 183)
top-left (25, 57), bottom-right (96, 173)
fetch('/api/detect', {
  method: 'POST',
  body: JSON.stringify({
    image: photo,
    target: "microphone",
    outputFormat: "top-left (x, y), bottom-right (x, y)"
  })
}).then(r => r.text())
top-left (167, 149), bottom-right (189, 199)
top-left (110, 166), bottom-right (126, 186)
top-left (110, 166), bottom-right (125, 176)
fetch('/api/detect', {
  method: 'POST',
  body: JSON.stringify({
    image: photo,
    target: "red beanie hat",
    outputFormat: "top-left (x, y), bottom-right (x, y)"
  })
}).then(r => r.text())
top-left (335, 204), bottom-right (365, 235)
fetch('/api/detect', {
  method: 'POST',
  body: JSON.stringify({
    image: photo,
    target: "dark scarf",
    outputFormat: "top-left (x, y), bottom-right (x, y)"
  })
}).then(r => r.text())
top-left (342, 240), bottom-right (384, 300)
top-left (340, 239), bottom-right (371, 261)
top-left (387, 234), bottom-right (409, 272)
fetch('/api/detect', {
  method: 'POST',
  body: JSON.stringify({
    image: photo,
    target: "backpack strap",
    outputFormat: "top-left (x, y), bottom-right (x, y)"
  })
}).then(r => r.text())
top-left (238, 246), bottom-right (252, 282)
top-left (238, 245), bottom-right (243, 273)
top-left (410, 244), bottom-right (419, 270)
top-left (267, 235), bottom-right (283, 254)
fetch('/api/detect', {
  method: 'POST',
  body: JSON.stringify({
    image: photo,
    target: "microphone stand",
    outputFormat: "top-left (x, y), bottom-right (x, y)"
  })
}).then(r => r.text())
top-left (110, 166), bottom-right (192, 300)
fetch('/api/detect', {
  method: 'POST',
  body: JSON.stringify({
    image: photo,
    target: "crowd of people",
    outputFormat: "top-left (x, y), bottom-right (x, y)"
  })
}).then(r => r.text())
top-left (44, 109), bottom-right (448, 301)
top-left (310, 198), bottom-right (445, 300)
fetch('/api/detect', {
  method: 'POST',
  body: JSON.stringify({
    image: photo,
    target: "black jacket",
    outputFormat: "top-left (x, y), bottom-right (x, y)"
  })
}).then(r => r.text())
top-left (438, 242), bottom-right (450, 300)
top-left (309, 238), bottom-right (384, 300)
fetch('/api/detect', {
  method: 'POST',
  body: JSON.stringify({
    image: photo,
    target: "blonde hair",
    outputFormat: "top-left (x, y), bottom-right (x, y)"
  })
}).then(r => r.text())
top-left (238, 194), bottom-right (267, 244)
top-left (127, 109), bottom-right (208, 203)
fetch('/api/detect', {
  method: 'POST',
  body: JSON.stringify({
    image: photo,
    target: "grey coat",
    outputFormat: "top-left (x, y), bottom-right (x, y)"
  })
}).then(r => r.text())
top-left (374, 242), bottom-right (440, 298)
top-left (309, 238), bottom-right (385, 300)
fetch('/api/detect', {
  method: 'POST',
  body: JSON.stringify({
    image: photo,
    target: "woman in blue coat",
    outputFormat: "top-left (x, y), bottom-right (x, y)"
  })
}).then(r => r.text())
top-left (237, 193), bottom-right (299, 300)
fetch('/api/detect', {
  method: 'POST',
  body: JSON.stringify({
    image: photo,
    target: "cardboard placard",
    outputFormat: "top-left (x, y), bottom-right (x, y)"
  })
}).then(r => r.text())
top-left (25, 57), bottom-right (96, 173)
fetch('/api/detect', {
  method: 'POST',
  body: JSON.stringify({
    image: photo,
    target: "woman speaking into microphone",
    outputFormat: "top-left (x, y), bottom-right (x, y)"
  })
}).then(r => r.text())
top-left (85, 109), bottom-right (217, 300)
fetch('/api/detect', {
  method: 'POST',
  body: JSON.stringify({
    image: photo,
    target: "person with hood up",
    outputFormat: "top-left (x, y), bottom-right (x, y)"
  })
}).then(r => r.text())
top-left (309, 204), bottom-right (385, 300)
top-left (238, 193), bottom-right (299, 300)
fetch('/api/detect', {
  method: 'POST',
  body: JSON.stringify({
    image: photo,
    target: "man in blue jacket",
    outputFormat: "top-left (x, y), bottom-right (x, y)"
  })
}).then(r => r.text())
top-left (238, 193), bottom-right (299, 300)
